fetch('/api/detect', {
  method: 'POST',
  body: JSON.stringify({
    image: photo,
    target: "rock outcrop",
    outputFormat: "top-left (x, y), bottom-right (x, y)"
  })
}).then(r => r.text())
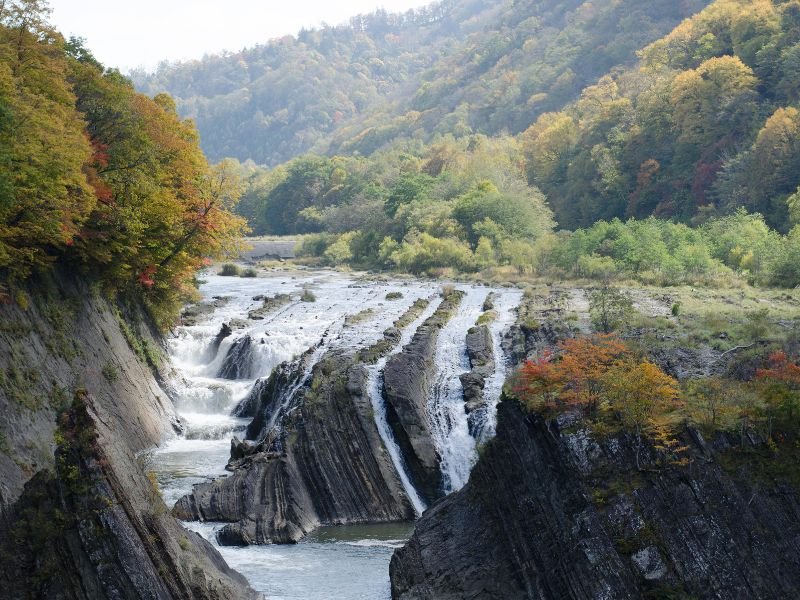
top-left (0, 270), bottom-right (258, 599)
top-left (390, 399), bottom-right (800, 600)
top-left (217, 335), bottom-right (255, 379)
top-left (382, 291), bottom-right (464, 504)
top-left (174, 299), bottom-right (444, 546)
top-left (175, 348), bottom-right (415, 545)
top-left (459, 324), bottom-right (495, 435)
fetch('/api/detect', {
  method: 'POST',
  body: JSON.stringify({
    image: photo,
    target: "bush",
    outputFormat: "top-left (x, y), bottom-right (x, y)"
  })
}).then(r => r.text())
top-left (386, 292), bottom-right (404, 300)
top-left (240, 267), bottom-right (258, 278)
top-left (219, 263), bottom-right (240, 276)
top-left (301, 288), bottom-right (317, 302)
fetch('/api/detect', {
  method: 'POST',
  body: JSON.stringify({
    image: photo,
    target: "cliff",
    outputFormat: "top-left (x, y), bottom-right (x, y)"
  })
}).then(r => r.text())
top-left (0, 271), bottom-right (258, 599)
top-left (390, 400), bottom-right (800, 599)
top-left (172, 297), bottom-right (443, 545)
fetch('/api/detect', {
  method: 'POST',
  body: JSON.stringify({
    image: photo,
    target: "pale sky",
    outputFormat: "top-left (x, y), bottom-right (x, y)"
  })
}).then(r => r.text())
top-left (47, 0), bottom-right (428, 72)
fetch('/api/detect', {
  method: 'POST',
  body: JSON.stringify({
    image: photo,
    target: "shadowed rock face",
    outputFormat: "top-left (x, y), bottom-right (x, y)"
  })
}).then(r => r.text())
top-left (175, 345), bottom-right (416, 545)
top-left (382, 291), bottom-right (464, 504)
top-left (0, 271), bottom-right (258, 599)
top-left (217, 335), bottom-right (255, 380)
top-left (390, 400), bottom-right (800, 600)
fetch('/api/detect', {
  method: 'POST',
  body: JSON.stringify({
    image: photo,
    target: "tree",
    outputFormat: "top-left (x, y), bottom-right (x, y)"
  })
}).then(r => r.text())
top-left (756, 351), bottom-right (800, 439)
top-left (602, 360), bottom-right (679, 468)
top-left (589, 286), bottom-right (634, 333)
top-left (515, 335), bottom-right (632, 414)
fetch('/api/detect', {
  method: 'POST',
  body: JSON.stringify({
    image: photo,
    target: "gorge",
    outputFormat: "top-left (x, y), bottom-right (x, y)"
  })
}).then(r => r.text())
top-left (149, 266), bottom-right (524, 598)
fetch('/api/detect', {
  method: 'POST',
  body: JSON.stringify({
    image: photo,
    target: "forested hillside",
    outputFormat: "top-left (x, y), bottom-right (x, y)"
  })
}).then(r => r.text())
top-left (209, 0), bottom-right (800, 291)
top-left (522, 0), bottom-right (800, 230)
top-left (0, 1), bottom-right (245, 326)
top-left (133, 0), bottom-right (708, 166)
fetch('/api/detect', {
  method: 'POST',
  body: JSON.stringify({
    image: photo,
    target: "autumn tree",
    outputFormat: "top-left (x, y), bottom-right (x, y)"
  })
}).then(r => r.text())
top-left (515, 335), bottom-right (632, 414)
top-left (756, 351), bottom-right (800, 439)
top-left (602, 360), bottom-right (679, 468)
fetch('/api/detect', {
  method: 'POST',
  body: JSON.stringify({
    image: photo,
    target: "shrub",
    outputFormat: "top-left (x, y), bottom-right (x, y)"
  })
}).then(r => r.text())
top-left (219, 263), bottom-right (240, 276)
top-left (386, 292), bottom-right (404, 300)
top-left (240, 267), bottom-right (258, 278)
top-left (101, 362), bottom-right (119, 382)
top-left (301, 288), bottom-right (317, 302)
top-left (440, 283), bottom-right (457, 297)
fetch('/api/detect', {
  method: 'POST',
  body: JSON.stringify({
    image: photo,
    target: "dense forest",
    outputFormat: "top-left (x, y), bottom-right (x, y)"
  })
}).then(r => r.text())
top-left (133, 0), bottom-right (708, 166)
top-left (0, 1), bottom-right (245, 326)
top-left (133, 0), bottom-right (800, 290)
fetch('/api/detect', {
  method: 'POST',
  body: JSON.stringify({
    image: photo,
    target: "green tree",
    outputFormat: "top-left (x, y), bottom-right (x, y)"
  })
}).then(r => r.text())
top-left (589, 286), bottom-right (634, 333)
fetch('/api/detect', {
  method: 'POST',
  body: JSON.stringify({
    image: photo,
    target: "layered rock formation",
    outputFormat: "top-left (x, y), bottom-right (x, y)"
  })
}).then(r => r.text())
top-left (382, 291), bottom-right (464, 504)
top-left (390, 400), bottom-right (800, 599)
top-left (0, 271), bottom-right (258, 599)
top-left (174, 298), bottom-right (441, 545)
top-left (459, 324), bottom-right (494, 435)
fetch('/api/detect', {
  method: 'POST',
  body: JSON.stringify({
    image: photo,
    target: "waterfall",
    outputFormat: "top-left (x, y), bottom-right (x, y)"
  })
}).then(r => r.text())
top-left (472, 289), bottom-right (523, 442)
top-left (367, 296), bottom-right (442, 516)
top-left (427, 287), bottom-right (487, 493)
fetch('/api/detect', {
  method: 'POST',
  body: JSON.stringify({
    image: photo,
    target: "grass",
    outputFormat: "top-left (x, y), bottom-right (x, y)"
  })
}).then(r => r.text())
top-left (477, 310), bottom-right (497, 326)
top-left (386, 291), bottom-right (404, 300)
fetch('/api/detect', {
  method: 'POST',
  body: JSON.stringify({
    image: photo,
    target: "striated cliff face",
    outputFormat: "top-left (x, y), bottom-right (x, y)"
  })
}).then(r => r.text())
top-left (173, 314), bottom-right (429, 545)
top-left (460, 324), bottom-right (494, 435)
top-left (390, 399), bottom-right (800, 600)
top-left (382, 291), bottom-right (464, 504)
top-left (0, 271), bottom-right (258, 599)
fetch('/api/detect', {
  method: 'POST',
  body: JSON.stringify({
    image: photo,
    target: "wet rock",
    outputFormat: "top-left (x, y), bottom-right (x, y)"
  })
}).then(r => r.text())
top-left (230, 436), bottom-right (258, 460)
top-left (178, 348), bottom-right (415, 545)
top-left (248, 293), bottom-right (291, 320)
top-left (383, 291), bottom-right (464, 504)
top-left (217, 335), bottom-right (255, 380)
top-left (205, 322), bottom-right (232, 363)
top-left (181, 296), bottom-right (230, 326)
top-left (461, 325), bottom-right (495, 437)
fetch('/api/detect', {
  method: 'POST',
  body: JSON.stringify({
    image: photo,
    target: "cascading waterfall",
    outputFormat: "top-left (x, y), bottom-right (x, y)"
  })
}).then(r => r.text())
top-left (472, 289), bottom-right (523, 442)
top-left (427, 287), bottom-right (488, 493)
top-left (149, 270), bottom-right (519, 599)
top-left (367, 296), bottom-right (442, 516)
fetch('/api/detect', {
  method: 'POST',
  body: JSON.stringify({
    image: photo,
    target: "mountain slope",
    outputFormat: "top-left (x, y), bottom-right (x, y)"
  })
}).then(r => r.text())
top-left (132, 0), bottom-right (708, 166)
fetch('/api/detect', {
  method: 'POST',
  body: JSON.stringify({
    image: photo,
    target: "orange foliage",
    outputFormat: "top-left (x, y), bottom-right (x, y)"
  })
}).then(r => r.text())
top-left (757, 352), bottom-right (800, 387)
top-left (515, 334), bottom-right (632, 413)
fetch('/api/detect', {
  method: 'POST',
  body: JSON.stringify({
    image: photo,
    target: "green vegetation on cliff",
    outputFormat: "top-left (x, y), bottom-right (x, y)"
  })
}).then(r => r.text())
top-left (0, 1), bottom-right (246, 327)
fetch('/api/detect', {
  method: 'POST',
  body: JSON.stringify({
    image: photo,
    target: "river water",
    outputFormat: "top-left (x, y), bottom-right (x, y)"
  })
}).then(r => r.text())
top-left (148, 268), bottom-right (520, 599)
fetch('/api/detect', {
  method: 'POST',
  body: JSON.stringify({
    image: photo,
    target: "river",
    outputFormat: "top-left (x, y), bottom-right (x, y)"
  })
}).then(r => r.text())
top-left (148, 267), bottom-right (520, 599)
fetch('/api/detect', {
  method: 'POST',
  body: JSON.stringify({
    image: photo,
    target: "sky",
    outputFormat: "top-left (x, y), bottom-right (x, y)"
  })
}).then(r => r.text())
top-left (47, 0), bottom-right (428, 72)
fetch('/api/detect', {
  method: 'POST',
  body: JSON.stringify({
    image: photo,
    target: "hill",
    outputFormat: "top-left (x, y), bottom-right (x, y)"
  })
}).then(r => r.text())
top-left (132, 0), bottom-right (708, 166)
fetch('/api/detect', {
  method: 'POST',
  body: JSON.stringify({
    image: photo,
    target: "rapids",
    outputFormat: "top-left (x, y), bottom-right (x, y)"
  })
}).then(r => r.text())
top-left (148, 268), bottom-right (520, 598)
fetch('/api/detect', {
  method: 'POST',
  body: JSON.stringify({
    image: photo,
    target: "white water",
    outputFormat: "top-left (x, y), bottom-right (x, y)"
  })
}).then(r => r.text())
top-left (477, 289), bottom-right (524, 442)
top-left (427, 287), bottom-right (488, 492)
top-left (366, 295), bottom-right (442, 516)
top-left (148, 269), bottom-right (521, 597)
